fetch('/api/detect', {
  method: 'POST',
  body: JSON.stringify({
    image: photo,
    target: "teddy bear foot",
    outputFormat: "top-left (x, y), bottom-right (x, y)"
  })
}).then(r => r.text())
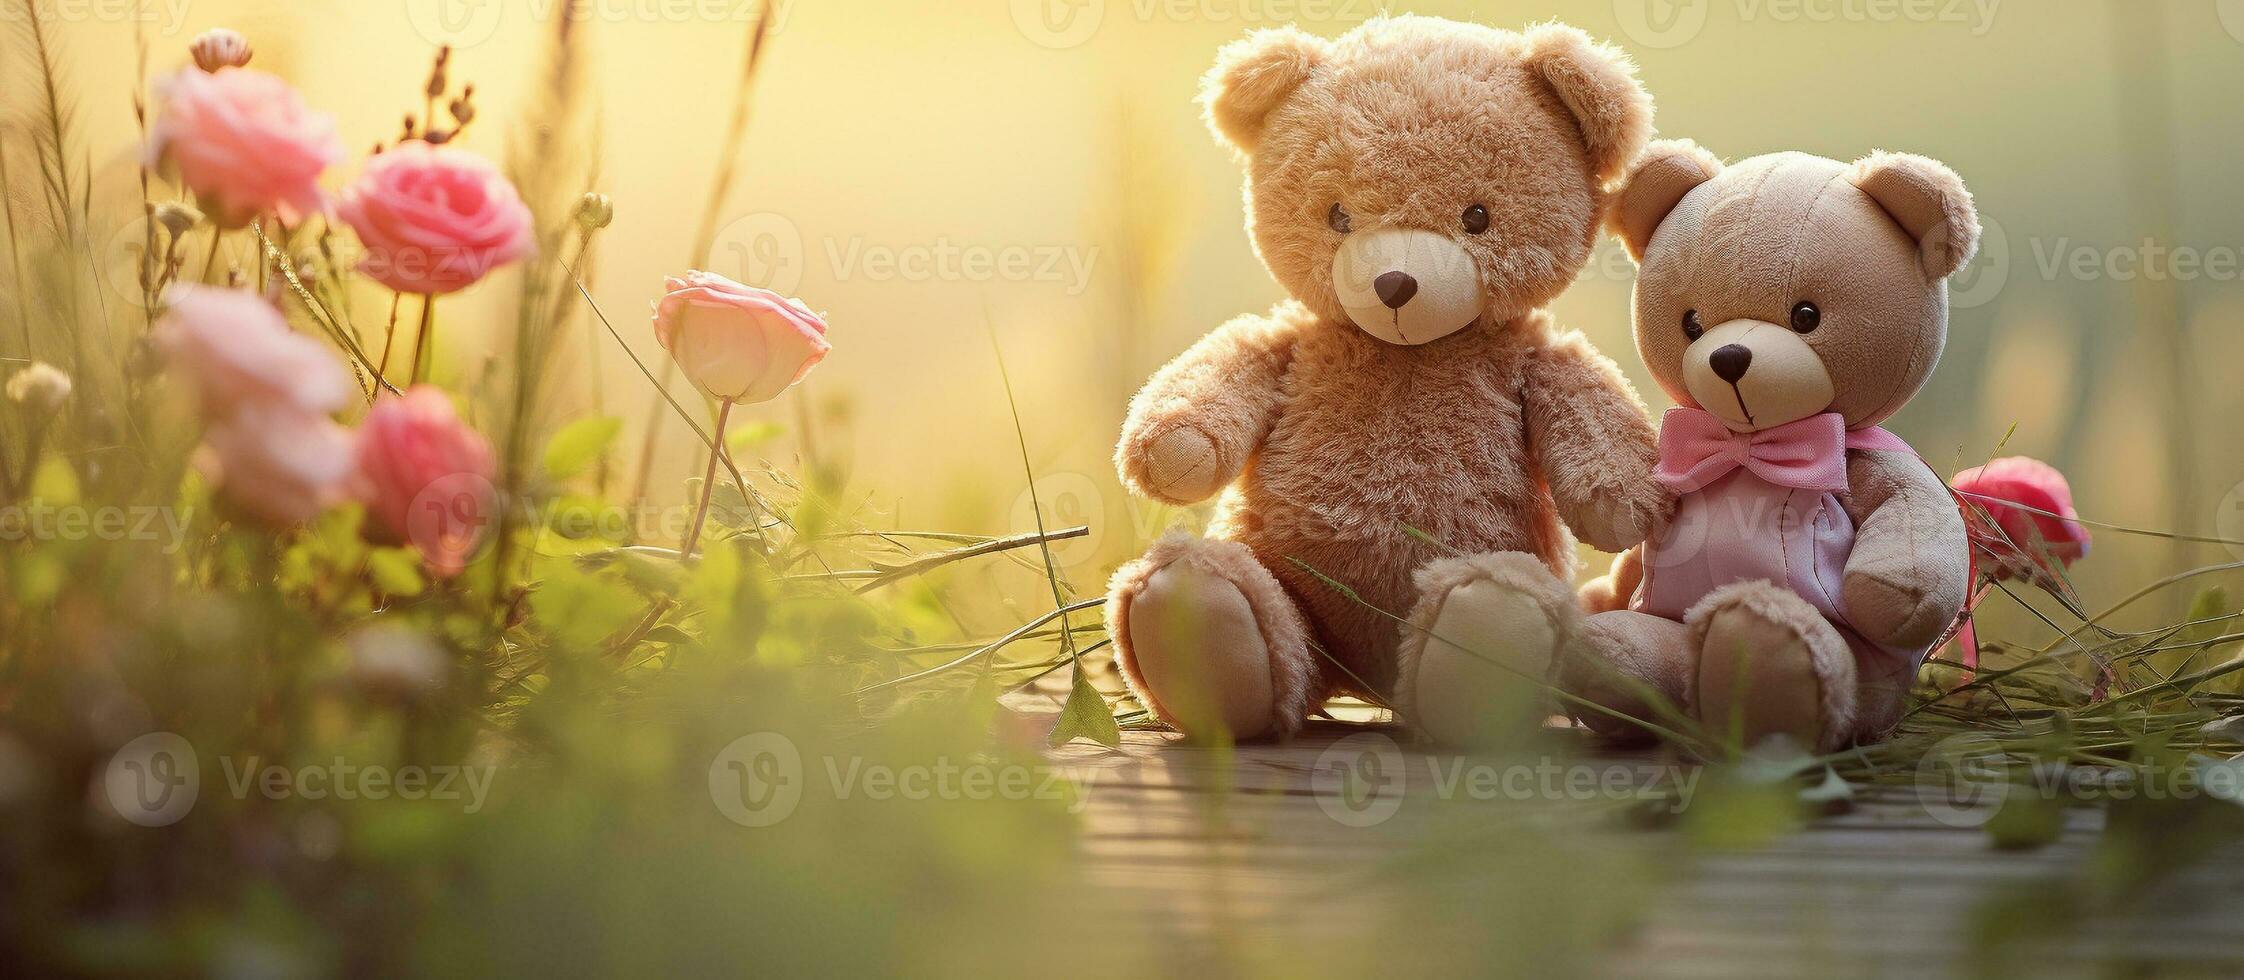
top-left (1396, 552), bottom-right (1581, 747)
top-left (1687, 582), bottom-right (1858, 754)
top-left (1108, 535), bottom-right (1317, 742)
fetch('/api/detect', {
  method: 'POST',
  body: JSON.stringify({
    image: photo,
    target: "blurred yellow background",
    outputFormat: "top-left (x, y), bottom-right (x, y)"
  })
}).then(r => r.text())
top-left (31, 0), bottom-right (2244, 631)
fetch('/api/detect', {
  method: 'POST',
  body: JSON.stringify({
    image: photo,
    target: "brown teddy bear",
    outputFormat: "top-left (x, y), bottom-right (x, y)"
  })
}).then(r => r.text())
top-left (1105, 15), bottom-right (1667, 741)
top-left (1432, 139), bottom-right (1979, 752)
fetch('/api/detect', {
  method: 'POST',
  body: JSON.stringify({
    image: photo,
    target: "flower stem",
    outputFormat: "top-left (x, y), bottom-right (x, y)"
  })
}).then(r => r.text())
top-left (200, 229), bottom-right (224, 284)
top-left (679, 398), bottom-right (734, 560)
top-left (409, 293), bottom-right (436, 385)
top-left (375, 292), bottom-right (402, 383)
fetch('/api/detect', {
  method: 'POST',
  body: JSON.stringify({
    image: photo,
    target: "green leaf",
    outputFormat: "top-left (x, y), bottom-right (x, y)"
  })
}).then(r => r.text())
top-left (14, 551), bottom-right (63, 606)
top-left (642, 624), bottom-right (696, 646)
top-left (27, 457), bottom-right (78, 504)
top-left (2172, 587), bottom-right (2244, 695)
top-left (1046, 665), bottom-right (1119, 748)
top-left (367, 548), bottom-right (427, 597)
top-left (726, 419), bottom-right (783, 452)
top-left (529, 564), bottom-right (644, 650)
top-left (542, 416), bottom-right (623, 480)
top-left (1984, 783), bottom-right (2066, 851)
top-left (1682, 779), bottom-right (1800, 851)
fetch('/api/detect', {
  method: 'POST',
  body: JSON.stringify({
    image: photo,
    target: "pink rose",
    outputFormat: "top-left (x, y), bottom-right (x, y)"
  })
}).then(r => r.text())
top-left (354, 385), bottom-right (497, 578)
top-left (154, 285), bottom-right (353, 418)
top-left (198, 401), bottom-right (358, 526)
top-left (652, 270), bottom-right (829, 403)
top-left (151, 67), bottom-right (341, 228)
top-left (1952, 456), bottom-right (2090, 586)
top-left (1942, 456), bottom-right (2091, 680)
top-left (336, 143), bottom-right (535, 295)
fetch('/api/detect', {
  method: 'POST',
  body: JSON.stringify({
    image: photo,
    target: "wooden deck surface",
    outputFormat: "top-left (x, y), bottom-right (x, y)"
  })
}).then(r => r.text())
top-left (1036, 702), bottom-right (2244, 978)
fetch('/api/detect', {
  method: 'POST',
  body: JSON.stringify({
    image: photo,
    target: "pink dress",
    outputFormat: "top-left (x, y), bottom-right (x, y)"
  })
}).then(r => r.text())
top-left (1635, 412), bottom-right (1932, 675)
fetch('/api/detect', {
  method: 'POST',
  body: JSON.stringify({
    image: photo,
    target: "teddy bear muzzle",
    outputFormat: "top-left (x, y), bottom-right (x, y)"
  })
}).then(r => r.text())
top-left (1329, 226), bottom-right (1483, 346)
top-left (1680, 318), bottom-right (1837, 432)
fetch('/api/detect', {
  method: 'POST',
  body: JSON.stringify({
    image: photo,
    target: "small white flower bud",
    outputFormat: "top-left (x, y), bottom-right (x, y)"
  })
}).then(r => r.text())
top-left (574, 192), bottom-right (614, 232)
top-left (5, 362), bottom-right (72, 414)
top-left (154, 201), bottom-right (202, 239)
top-left (190, 28), bottom-right (252, 72)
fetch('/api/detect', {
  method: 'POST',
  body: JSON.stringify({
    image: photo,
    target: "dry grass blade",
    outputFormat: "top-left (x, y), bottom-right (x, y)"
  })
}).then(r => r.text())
top-left (251, 221), bottom-right (395, 399)
top-left (851, 597), bottom-right (1106, 696)
top-left (632, 4), bottom-right (777, 509)
top-left (988, 316), bottom-right (1082, 666)
top-left (14, 0), bottom-right (83, 235)
top-left (0, 137), bottom-right (30, 355)
top-left (490, 8), bottom-right (599, 597)
top-left (1954, 487), bottom-right (2244, 548)
top-left (2039, 559), bottom-right (2244, 655)
top-left (851, 525), bottom-right (1090, 594)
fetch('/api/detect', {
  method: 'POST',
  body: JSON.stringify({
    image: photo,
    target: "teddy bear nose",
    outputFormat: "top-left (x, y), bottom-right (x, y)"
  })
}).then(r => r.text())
top-left (1710, 344), bottom-right (1753, 383)
top-left (1374, 271), bottom-right (1418, 309)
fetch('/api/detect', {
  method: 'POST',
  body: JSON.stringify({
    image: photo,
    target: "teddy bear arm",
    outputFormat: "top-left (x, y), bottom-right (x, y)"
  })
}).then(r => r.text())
top-left (1840, 451), bottom-right (1971, 650)
top-left (1521, 335), bottom-right (1669, 552)
top-left (1115, 312), bottom-right (1299, 505)
top-left (1577, 547), bottom-right (1644, 615)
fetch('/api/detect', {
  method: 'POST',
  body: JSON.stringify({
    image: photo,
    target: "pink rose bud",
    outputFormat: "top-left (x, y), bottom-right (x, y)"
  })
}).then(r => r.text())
top-left (198, 401), bottom-right (359, 526)
top-left (1952, 455), bottom-right (2090, 586)
top-left (189, 28), bottom-right (252, 72)
top-left (153, 284), bottom-right (353, 419)
top-left (336, 143), bottom-right (535, 295)
top-left (354, 385), bottom-right (497, 578)
top-left (652, 270), bottom-right (830, 403)
top-left (150, 67), bottom-right (341, 228)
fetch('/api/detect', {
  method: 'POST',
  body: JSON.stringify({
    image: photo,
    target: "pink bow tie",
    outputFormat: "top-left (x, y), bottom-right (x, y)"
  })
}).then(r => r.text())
top-left (1653, 408), bottom-right (1912, 493)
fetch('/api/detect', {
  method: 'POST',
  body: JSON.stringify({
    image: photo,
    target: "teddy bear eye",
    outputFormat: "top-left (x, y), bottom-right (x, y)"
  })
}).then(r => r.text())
top-left (1327, 203), bottom-right (1352, 234)
top-left (1790, 301), bottom-right (1821, 333)
top-left (1682, 309), bottom-right (1704, 341)
top-left (1460, 204), bottom-right (1489, 235)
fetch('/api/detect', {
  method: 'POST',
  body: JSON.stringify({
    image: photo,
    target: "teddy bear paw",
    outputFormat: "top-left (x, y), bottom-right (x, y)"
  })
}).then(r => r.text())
top-left (1570, 485), bottom-right (1673, 553)
top-left (1398, 553), bottom-right (1579, 747)
top-left (1129, 425), bottom-right (1229, 504)
top-left (1842, 570), bottom-right (1953, 651)
top-left (1689, 584), bottom-right (1858, 753)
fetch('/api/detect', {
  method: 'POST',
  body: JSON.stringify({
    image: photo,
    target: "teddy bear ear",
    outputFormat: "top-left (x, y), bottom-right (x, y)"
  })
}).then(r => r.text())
top-left (1199, 26), bottom-right (1327, 153)
top-left (1522, 23), bottom-right (1655, 187)
top-left (1608, 139), bottom-right (1722, 260)
top-left (1849, 151), bottom-right (1982, 279)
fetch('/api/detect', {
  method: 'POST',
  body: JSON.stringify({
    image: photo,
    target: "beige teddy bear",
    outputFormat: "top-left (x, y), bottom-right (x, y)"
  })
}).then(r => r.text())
top-left (1435, 140), bottom-right (1979, 752)
top-left (1105, 15), bottom-right (1667, 741)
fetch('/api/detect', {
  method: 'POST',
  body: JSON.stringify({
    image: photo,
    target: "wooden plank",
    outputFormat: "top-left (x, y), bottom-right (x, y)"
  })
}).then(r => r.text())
top-left (1024, 679), bottom-right (2244, 974)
